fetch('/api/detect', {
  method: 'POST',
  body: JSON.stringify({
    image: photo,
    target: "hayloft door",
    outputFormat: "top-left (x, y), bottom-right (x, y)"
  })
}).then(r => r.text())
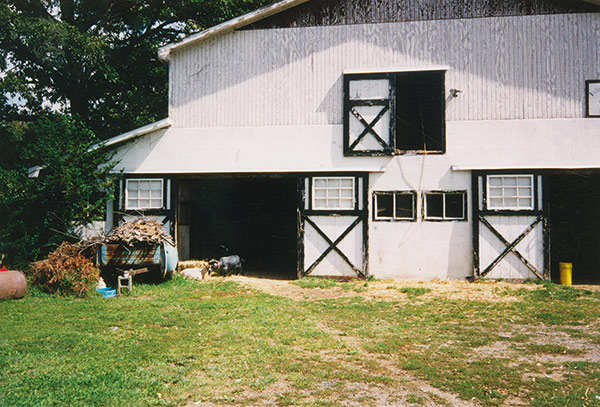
top-left (297, 174), bottom-right (368, 278)
top-left (473, 173), bottom-right (549, 280)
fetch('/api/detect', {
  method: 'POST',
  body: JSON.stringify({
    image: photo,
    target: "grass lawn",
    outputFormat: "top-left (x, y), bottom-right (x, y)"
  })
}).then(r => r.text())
top-left (1, 276), bottom-right (600, 406)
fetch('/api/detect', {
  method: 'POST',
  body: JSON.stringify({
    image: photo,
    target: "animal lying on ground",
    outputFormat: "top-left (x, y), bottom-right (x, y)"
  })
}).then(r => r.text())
top-left (180, 266), bottom-right (210, 280)
top-left (209, 255), bottom-right (243, 276)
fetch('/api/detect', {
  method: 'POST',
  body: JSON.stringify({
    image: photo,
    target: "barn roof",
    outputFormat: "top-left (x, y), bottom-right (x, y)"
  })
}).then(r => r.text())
top-left (158, 0), bottom-right (599, 61)
top-left (157, 0), bottom-right (309, 61)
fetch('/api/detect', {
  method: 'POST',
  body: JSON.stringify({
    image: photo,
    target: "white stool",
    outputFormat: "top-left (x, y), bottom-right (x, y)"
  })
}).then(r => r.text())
top-left (117, 273), bottom-right (133, 295)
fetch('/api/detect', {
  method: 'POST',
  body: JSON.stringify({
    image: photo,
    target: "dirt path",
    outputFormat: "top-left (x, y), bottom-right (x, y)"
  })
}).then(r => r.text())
top-left (229, 275), bottom-right (538, 303)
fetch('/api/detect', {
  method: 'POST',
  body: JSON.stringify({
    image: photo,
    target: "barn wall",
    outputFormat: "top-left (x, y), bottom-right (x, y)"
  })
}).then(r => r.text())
top-left (169, 13), bottom-right (599, 128)
top-left (244, 0), bottom-right (599, 29)
top-left (367, 154), bottom-right (472, 280)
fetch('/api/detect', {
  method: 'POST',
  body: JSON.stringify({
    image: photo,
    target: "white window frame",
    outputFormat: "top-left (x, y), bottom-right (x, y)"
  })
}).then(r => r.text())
top-left (312, 176), bottom-right (355, 210)
top-left (486, 175), bottom-right (534, 211)
top-left (423, 191), bottom-right (466, 221)
top-left (125, 178), bottom-right (164, 210)
top-left (374, 191), bottom-right (416, 221)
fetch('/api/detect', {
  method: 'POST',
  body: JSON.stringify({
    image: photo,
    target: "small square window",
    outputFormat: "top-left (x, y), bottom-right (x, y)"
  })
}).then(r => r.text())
top-left (486, 175), bottom-right (534, 210)
top-left (125, 178), bottom-right (164, 210)
top-left (423, 191), bottom-right (466, 221)
top-left (374, 191), bottom-right (416, 221)
top-left (312, 177), bottom-right (355, 210)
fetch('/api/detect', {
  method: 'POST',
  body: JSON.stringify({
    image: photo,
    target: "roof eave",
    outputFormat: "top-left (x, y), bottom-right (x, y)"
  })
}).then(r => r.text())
top-left (92, 118), bottom-right (173, 151)
top-left (158, 0), bottom-right (310, 61)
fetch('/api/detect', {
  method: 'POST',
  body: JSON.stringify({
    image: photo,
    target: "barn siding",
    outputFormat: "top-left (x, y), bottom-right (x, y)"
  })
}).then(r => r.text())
top-left (169, 13), bottom-right (599, 128)
top-left (244, 0), bottom-right (599, 29)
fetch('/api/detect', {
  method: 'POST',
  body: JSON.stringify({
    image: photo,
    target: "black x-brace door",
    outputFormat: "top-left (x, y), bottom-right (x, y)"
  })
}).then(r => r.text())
top-left (343, 73), bottom-right (395, 156)
top-left (472, 172), bottom-right (549, 280)
top-left (297, 174), bottom-right (369, 278)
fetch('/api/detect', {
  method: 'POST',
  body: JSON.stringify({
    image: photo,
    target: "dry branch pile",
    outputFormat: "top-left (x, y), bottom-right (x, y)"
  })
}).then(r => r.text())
top-left (105, 218), bottom-right (175, 246)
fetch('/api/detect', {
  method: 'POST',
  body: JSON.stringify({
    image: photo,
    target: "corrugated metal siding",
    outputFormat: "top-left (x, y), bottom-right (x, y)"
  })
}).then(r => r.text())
top-left (244, 0), bottom-right (600, 29)
top-left (169, 13), bottom-right (600, 128)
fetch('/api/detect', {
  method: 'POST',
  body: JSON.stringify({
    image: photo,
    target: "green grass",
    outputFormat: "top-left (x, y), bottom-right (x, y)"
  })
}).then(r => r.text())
top-left (293, 277), bottom-right (339, 289)
top-left (1, 277), bottom-right (600, 406)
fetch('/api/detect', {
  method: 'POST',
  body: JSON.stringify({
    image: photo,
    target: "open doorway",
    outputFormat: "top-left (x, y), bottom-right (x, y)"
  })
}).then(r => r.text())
top-left (188, 175), bottom-right (298, 279)
top-left (547, 171), bottom-right (600, 283)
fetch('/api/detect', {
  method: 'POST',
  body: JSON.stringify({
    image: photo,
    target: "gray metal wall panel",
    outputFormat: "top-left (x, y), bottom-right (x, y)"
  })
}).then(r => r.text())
top-left (244, 0), bottom-right (599, 29)
top-left (169, 13), bottom-right (600, 128)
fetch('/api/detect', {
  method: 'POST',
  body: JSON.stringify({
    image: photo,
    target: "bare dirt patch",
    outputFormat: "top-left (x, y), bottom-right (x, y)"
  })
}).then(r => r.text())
top-left (228, 275), bottom-right (536, 303)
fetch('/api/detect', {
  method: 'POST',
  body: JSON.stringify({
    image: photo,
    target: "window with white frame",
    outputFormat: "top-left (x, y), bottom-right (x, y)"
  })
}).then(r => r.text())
top-left (374, 191), bottom-right (416, 221)
top-left (125, 179), bottom-right (164, 210)
top-left (486, 175), bottom-right (534, 210)
top-left (423, 191), bottom-right (466, 220)
top-left (312, 177), bottom-right (355, 210)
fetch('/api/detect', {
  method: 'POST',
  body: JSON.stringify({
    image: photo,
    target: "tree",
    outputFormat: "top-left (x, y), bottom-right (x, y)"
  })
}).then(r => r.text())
top-left (0, 114), bottom-right (118, 266)
top-left (0, 0), bottom-right (271, 139)
top-left (0, 0), bottom-right (270, 266)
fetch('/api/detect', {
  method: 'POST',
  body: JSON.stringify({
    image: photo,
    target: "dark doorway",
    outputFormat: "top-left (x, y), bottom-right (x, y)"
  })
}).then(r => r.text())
top-left (189, 176), bottom-right (298, 279)
top-left (548, 171), bottom-right (600, 283)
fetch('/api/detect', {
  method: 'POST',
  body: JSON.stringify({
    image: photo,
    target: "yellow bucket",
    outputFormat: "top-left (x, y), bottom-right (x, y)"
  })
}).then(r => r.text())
top-left (559, 262), bottom-right (572, 286)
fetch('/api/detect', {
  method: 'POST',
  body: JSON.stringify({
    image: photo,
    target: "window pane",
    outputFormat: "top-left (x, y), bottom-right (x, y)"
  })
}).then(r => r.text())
top-left (128, 181), bottom-right (139, 191)
top-left (504, 198), bottom-right (518, 207)
top-left (518, 198), bottom-right (532, 207)
top-left (339, 199), bottom-right (354, 209)
top-left (139, 199), bottom-right (151, 208)
top-left (140, 189), bottom-right (150, 198)
top-left (150, 181), bottom-right (162, 190)
top-left (517, 187), bottom-right (532, 197)
top-left (376, 194), bottom-right (393, 218)
top-left (504, 187), bottom-right (517, 197)
top-left (517, 176), bottom-right (532, 186)
top-left (314, 199), bottom-right (327, 208)
top-left (315, 189), bottom-right (326, 198)
top-left (426, 194), bottom-right (443, 218)
top-left (340, 179), bottom-right (353, 188)
top-left (504, 177), bottom-right (517, 186)
top-left (489, 198), bottom-right (503, 208)
top-left (488, 187), bottom-right (503, 197)
top-left (341, 189), bottom-right (353, 198)
top-left (314, 179), bottom-right (326, 188)
top-left (328, 179), bottom-right (340, 188)
top-left (488, 177), bottom-right (503, 187)
top-left (150, 199), bottom-right (162, 208)
top-left (445, 193), bottom-right (464, 218)
top-left (327, 199), bottom-right (339, 208)
top-left (127, 199), bottom-right (137, 208)
top-left (395, 193), bottom-right (414, 218)
top-left (328, 189), bottom-right (340, 198)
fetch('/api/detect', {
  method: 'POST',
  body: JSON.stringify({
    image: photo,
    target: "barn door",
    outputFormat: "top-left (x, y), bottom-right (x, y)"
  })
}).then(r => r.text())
top-left (297, 174), bottom-right (368, 278)
top-left (473, 173), bottom-right (549, 280)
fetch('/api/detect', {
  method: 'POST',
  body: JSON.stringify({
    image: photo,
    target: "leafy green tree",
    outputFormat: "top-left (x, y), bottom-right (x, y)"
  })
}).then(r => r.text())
top-left (0, 114), bottom-right (118, 266)
top-left (0, 0), bottom-right (271, 139)
top-left (0, 0), bottom-right (270, 266)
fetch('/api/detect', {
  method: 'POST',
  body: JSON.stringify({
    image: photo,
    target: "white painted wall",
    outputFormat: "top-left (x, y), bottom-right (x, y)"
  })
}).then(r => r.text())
top-left (367, 154), bottom-right (472, 280)
top-left (169, 13), bottom-right (599, 127)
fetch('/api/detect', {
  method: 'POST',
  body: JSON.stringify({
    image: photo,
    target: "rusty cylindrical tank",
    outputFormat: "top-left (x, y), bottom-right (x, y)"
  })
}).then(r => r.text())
top-left (0, 270), bottom-right (27, 299)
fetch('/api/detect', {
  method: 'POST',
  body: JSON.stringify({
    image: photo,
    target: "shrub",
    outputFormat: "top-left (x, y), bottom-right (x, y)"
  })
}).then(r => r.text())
top-left (29, 242), bottom-right (99, 297)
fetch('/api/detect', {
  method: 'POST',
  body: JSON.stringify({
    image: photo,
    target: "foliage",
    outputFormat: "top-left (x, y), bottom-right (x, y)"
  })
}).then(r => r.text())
top-left (0, 114), bottom-right (118, 266)
top-left (0, 0), bottom-right (271, 267)
top-left (29, 242), bottom-right (99, 296)
top-left (0, 0), bottom-right (272, 139)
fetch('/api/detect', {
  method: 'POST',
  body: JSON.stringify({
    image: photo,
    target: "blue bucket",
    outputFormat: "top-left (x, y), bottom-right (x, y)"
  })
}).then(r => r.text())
top-left (96, 287), bottom-right (117, 298)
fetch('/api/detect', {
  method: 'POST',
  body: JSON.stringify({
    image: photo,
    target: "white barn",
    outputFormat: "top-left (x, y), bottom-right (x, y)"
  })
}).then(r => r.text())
top-left (105, 0), bottom-right (600, 281)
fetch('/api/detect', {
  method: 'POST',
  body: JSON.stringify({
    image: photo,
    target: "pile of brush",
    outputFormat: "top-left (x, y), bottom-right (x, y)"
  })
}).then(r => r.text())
top-left (105, 218), bottom-right (175, 246)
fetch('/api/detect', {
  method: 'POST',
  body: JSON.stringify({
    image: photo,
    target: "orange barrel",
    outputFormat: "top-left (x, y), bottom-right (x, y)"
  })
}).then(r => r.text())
top-left (0, 270), bottom-right (27, 299)
top-left (559, 262), bottom-right (572, 286)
